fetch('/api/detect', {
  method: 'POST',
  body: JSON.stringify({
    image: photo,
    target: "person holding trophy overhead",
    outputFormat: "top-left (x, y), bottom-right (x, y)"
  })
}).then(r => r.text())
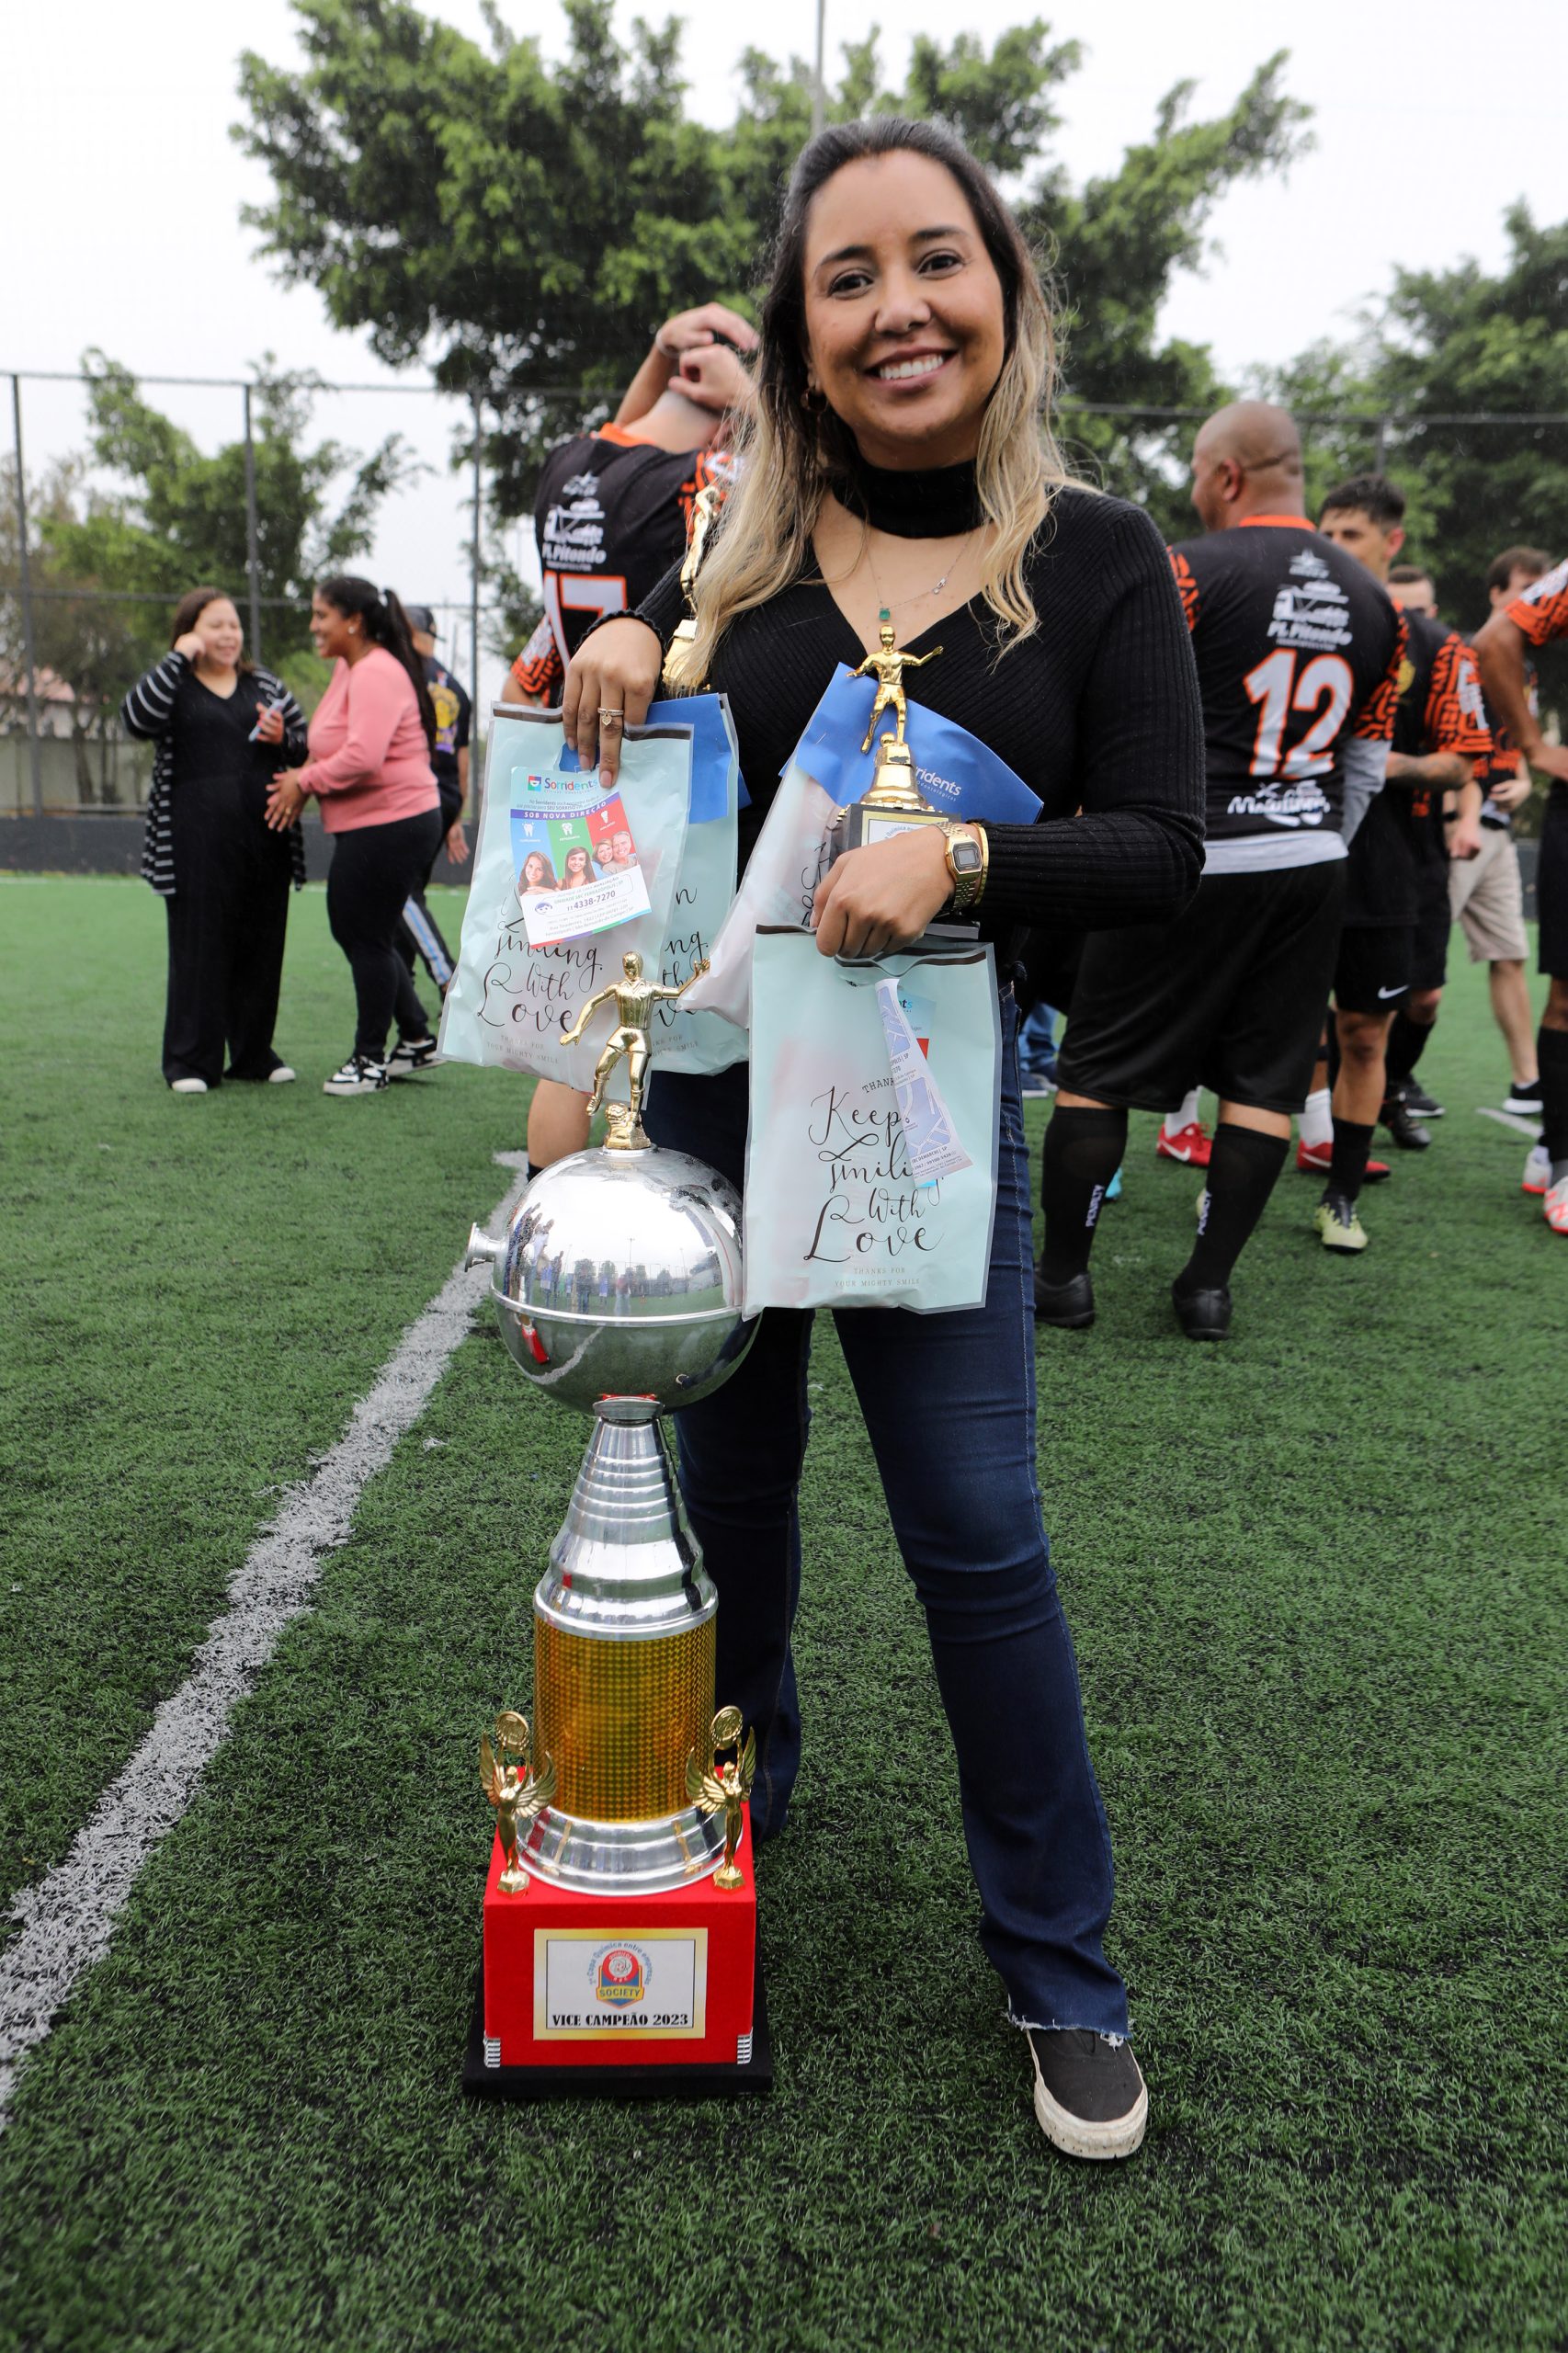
top-left (561, 117), bottom-right (1204, 2159)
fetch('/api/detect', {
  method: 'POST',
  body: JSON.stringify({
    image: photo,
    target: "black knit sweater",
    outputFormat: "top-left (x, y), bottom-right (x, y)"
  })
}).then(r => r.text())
top-left (635, 483), bottom-right (1206, 932)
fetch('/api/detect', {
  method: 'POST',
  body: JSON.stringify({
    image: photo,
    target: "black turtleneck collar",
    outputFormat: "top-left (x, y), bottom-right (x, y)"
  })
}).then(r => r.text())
top-left (835, 449), bottom-right (984, 539)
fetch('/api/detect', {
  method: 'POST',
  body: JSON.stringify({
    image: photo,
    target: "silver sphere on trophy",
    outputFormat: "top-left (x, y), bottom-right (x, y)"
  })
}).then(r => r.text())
top-left (465, 952), bottom-right (756, 1897)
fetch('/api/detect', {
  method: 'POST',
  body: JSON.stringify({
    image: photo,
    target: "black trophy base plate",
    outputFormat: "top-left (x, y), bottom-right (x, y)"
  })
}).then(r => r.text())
top-left (461, 1953), bottom-right (773, 2101)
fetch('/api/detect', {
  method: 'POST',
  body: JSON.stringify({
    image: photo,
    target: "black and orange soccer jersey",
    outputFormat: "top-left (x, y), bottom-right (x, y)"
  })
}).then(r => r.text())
top-left (508, 428), bottom-right (732, 700)
top-left (1167, 517), bottom-right (1403, 857)
top-left (1346, 610), bottom-right (1491, 926)
top-left (1506, 556), bottom-right (1568, 648)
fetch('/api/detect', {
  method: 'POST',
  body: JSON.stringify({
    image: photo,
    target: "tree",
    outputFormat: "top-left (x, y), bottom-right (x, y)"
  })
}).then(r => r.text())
top-left (236, 0), bottom-right (1309, 520)
top-left (0, 358), bottom-right (416, 801)
top-left (0, 456), bottom-right (154, 804)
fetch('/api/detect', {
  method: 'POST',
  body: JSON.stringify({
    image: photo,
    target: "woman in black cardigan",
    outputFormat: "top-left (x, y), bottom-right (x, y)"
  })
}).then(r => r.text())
top-left (563, 119), bottom-right (1204, 2160)
top-left (125, 588), bottom-right (309, 1092)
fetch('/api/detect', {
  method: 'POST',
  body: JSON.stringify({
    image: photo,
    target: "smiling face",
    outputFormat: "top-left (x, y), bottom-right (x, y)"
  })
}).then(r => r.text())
top-left (563, 847), bottom-right (591, 883)
top-left (523, 853), bottom-right (548, 888)
top-left (801, 153), bottom-right (1006, 472)
top-left (192, 597), bottom-right (244, 669)
top-left (310, 592), bottom-right (359, 664)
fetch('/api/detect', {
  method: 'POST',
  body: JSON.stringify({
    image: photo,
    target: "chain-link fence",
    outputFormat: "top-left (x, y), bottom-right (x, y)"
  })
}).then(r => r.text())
top-left (1, 365), bottom-right (525, 823)
top-left (4, 367), bottom-right (1565, 833)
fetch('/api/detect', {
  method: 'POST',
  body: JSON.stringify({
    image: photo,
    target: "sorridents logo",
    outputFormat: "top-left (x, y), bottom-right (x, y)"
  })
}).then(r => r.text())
top-left (594, 1945), bottom-right (646, 2006)
top-left (915, 765), bottom-right (960, 804)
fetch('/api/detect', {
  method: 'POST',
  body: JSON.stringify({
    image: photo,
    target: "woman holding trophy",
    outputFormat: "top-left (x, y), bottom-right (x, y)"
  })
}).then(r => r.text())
top-left (560, 118), bottom-right (1203, 2159)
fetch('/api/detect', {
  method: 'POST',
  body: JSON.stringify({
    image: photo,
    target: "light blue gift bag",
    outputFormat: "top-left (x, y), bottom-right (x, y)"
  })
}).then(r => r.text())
top-left (642, 692), bottom-right (744, 1075)
top-left (743, 927), bottom-right (1002, 1314)
top-left (438, 707), bottom-right (694, 1087)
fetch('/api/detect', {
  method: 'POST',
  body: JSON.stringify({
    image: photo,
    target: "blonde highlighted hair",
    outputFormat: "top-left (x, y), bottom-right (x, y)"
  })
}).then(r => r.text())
top-left (681, 116), bottom-right (1074, 684)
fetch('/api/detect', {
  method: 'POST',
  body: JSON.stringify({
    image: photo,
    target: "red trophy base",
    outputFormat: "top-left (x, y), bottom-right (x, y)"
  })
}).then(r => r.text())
top-left (462, 1804), bottom-right (770, 2100)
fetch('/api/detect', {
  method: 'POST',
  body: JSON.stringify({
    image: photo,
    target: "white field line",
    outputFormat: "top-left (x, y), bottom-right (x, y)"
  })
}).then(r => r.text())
top-left (0, 1159), bottom-right (528, 2130)
top-left (1475, 1105), bottom-right (1544, 1141)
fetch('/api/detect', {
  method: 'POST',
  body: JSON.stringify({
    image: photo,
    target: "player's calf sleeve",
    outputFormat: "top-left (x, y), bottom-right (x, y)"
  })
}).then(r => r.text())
top-left (1300, 1086), bottom-right (1334, 1149)
top-left (1538, 1027), bottom-right (1568, 1171)
top-left (1384, 1007), bottom-right (1434, 1091)
top-left (1328, 1118), bottom-right (1376, 1203)
top-left (1039, 1105), bottom-right (1128, 1281)
top-left (1180, 1124), bottom-right (1289, 1289)
top-left (1163, 1087), bottom-right (1201, 1139)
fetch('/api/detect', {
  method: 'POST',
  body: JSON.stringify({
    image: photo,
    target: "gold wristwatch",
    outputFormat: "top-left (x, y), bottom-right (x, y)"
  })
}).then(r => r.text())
top-left (939, 820), bottom-right (988, 915)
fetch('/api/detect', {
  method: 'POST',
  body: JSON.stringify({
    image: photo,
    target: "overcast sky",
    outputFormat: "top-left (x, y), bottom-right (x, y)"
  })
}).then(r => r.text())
top-left (6, 0), bottom-right (1566, 699)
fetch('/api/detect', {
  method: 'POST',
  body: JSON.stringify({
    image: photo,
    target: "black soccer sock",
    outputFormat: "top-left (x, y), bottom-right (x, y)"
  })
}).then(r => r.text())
top-left (1538, 1027), bottom-right (1568, 1174)
top-left (1383, 1008), bottom-right (1435, 1092)
top-left (1327, 1118), bottom-right (1376, 1205)
top-left (1039, 1106), bottom-right (1129, 1282)
top-left (1178, 1123), bottom-right (1290, 1290)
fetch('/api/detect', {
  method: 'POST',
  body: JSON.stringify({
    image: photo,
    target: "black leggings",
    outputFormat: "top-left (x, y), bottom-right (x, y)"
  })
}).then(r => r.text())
top-left (326, 808), bottom-right (444, 1060)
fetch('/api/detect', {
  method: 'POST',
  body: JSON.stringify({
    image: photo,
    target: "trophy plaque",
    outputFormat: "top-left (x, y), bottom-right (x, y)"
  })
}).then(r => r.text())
top-left (461, 964), bottom-right (768, 2097)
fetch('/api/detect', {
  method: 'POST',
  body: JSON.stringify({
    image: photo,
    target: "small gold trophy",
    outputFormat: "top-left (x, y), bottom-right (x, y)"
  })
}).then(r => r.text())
top-left (827, 614), bottom-right (949, 859)
top-left (478, 1711), bottom-right (557, 1894)
top-left (686, 1707), bottom-right (757, 1890)
top-left (661, 480), bottom-right (724, 692)
top-left (557, 950), bottom-right (710, 1150)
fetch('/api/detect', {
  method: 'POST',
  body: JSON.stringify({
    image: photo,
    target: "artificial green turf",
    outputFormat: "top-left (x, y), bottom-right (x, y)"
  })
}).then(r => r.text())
top-left (1, 878), bottom-right (1564, 2350)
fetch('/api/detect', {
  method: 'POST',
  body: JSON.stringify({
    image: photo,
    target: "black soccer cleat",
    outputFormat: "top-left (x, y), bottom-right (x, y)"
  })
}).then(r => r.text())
top-left (1403, 1079), bottom-right (1444, 1118)
top-left (1171, 1279), bottom-right (1233, 1340)
top-left (1380, 1092), bottom-right (1431, 1151)
top-left (1033, 1267), bottom-right (1096, 1328)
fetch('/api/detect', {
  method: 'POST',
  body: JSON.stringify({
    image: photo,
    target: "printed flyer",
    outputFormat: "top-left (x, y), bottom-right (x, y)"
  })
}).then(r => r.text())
top-left (510, 769), bottom-right (650, 947)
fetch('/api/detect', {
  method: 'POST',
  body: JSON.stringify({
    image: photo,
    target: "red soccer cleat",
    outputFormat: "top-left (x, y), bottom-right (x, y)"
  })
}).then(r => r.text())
top-left (1296, 1138), bottom-right (1391, 1183)
top-left (1156, 1121), bottom-right (1211, 1168)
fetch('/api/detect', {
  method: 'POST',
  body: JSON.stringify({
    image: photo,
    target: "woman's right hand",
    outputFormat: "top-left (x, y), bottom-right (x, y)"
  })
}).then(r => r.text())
top-left (173, 631), bottom-right (205, 663)
top-left (561, 618), bottom-right (663, 789)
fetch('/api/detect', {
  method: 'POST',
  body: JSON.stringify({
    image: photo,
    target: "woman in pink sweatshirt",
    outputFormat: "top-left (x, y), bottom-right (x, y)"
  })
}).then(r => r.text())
top-left (267, 579), bottom-right (444, 1094)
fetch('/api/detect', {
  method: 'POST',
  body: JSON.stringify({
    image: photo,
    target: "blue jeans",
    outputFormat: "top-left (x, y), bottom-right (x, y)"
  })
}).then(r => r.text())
top-left (1017, 999), bottom-right (1061, 1080)
top-left (644, 996), bottom-right (1129, 2034)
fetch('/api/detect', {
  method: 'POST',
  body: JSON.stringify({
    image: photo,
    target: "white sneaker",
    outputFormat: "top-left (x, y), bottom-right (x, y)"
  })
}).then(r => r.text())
top-left (267, 1063), bottom-right (296, 1085)
top-left (1522, 1144), bottom-right (1551, 1197)
top-left (1545, 1176), bottom-right (1568, 1237)
top-left (323, 1054), bottom-right (389, 1097)
top-left (384, 1035), bottom-right (439, 1078)
top-left (170, 1077), bottom-right (209, 1095)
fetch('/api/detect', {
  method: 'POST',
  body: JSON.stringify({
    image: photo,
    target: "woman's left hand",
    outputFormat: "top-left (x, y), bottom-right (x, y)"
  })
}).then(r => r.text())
top-left (266, 774), bottom-right (306, 831)
top-left (253, 704), bottom-right (285, 745)
top-left (811, 827), bottom-right (952, 960)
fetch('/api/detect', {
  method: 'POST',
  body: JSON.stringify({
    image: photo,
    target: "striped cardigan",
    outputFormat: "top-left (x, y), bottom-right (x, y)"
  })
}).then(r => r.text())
top-left (122, 652), bottom-right (310, 897)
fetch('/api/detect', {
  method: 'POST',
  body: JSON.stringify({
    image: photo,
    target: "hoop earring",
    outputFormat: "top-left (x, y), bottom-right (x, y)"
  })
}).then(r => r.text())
top-left (801, 383), bottom-right (827, 415)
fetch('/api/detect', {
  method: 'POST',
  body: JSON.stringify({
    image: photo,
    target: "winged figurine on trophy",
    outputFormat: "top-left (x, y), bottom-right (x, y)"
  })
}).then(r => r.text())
top-left (479, 1711), bottom-right (557, 1894)
top-left (685, 1706), bottom-right (756, 1891)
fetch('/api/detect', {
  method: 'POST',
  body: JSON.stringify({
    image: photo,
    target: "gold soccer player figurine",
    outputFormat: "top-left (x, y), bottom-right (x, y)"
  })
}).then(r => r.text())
top-left (479, 1710), bottom-right (557, 1893)
top-left (854, 618), bottom-right (943, 753)
top-left (558, 950), bottom-right (710, 1149)
top-left (685, 1705), bottom-right (756, 1891)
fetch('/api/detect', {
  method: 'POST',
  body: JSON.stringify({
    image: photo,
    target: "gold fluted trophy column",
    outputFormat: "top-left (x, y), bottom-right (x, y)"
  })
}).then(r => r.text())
top-left (463, 956), bottom-right (766, 2089)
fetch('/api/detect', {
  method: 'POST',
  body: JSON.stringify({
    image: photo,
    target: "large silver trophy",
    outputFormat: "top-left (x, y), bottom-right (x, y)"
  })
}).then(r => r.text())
top-left (465, 953), bottom-right (756, 1898)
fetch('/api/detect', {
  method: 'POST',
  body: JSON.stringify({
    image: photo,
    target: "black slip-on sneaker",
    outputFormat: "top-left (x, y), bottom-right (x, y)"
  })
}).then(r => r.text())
top-left (1028, 2029), bottom-right (1148, 2160)
top-left (1032, 1267), bottom-right (1096, 1328)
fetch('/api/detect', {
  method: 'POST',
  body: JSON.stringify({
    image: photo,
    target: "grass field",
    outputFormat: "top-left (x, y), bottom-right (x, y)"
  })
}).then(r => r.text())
top-left (1, 875), bottom-right (1564, 2353)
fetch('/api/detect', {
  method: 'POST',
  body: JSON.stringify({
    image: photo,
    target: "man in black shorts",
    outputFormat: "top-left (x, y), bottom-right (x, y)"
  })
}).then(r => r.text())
top-left (1317, 478), bottom-right (1489, 1241)
top-left (1372, 563), bottom-right (1490, 1129)
top-left (1474, 557), bottom-right (1568, 1235)
top-left (500, 300), bottom-right (755, 1170)
top-left (1040, 402), bottom-right (1403, 1338)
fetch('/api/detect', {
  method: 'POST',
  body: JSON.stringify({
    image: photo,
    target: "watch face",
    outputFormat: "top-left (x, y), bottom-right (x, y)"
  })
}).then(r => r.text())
top-left (950, 840), bottom-right (983, 873)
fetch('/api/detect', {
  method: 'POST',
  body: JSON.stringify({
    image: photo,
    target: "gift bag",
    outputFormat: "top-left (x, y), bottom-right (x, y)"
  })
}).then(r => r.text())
top-left (686, 664), bottom-right (1040, 1036)
top-left (743, 927), bottom-right (1002, 1313)
top-left (642, 692), bottom-right (745, 1075)
top-left (439, 707), bottom-right (694, 1086)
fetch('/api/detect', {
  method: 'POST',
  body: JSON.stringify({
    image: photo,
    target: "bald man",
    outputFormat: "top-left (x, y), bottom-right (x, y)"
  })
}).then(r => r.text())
top-left (1039, 402), bottom-right (1405, 1337)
